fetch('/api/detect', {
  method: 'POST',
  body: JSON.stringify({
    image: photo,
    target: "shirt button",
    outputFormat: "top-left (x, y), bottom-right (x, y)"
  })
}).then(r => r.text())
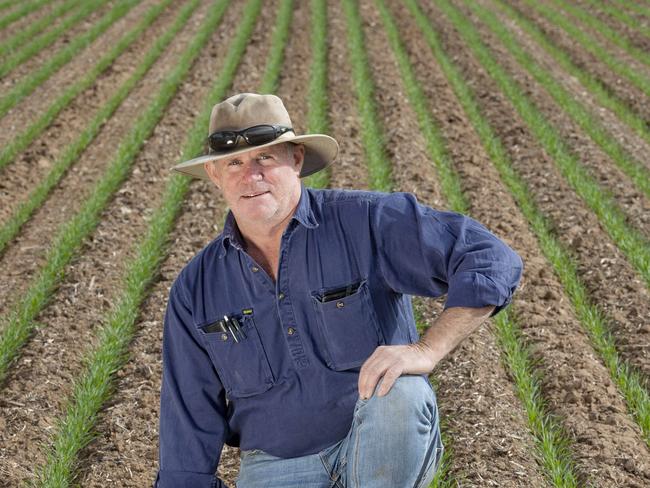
top-left (278, 292), bottom-right (285, 300)
top-left (221, 333), bottom-right (229, 341)
top-left (251, 266), bottom-right (259, 272)
top-left (336, 301), bottom-right (345, 309)
top-left (287, 327), bottom-right (295, 336)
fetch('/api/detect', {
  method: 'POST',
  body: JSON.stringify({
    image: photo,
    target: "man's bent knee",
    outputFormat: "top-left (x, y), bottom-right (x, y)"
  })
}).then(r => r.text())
top-left (356, 375), bottom-right (438, 427)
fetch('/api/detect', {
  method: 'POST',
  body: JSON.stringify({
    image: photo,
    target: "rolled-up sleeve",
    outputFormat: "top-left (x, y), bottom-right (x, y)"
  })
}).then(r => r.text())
top-left (155, 281), bottom-right (230, 488)
top-left (371, 192), bottom-right (523, 316)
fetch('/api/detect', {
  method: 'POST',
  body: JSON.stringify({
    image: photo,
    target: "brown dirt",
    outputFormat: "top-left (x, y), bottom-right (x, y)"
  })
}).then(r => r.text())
top-left (0, 0), bottom-right (197, 318)
top-left (546, 0), bottom-right (650, 77)
top-left (0, 0), bottom-right (64, 46)
top-left (451, 0), bottom-right (650, 384)
top-left (456, 0), bottom-right (650, 240)
top-left (398, 0), bottom-right (650, 485)
top-left (546, 0), bottom-right (650, 82)
top-left (506, 0), bottom-right (650, 122)
top-left (472, 0), bottom-right (650, 382)
top-left (0, 0), bottom-right (189, 225)
top-left (2, 1), bottom-right (650, 487)
top-left (0, 0), bottom-right (149, 121)
top-left (359, 2), bottom-right (548, 486)
top-left (325, 0), bottom-right (369, 190)
top-left (68, 1), bottom-right (282, 486)
top-left (0, 0), bottom-right (251, 485)
top-left (570, 0), bottom-right (650, 52)
top-left (487, 0), bottom-right (650, 174)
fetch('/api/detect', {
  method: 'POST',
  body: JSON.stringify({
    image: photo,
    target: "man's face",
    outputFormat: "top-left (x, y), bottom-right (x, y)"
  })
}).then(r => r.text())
top-left (204, 143), bottom-right (305, 228)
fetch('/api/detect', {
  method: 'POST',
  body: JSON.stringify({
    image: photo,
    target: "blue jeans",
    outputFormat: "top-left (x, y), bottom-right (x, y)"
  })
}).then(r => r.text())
top-left (235, 375), bottom-right (443, 488)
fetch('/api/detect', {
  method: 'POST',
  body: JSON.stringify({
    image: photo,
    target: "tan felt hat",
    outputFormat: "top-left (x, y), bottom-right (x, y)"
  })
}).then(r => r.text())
top-left (172, 93), bottom-right (339, 179)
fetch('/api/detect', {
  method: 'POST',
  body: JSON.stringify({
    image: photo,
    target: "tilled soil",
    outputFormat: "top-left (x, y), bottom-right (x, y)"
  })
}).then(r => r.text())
top-left (410, 0), bottom-right (650, 485)
top-left (540, 0), bottom-right (650, 80)
top-left (487, 0), bottom-right (650, 174)
top-left (0, 0), bottom-right (189, 224)
top-left (454, 0), bottom-right (650, 239)
top-left (0, 0), bottom-right (249, 485)
top-left (570, 0), bottom-right (650, 52)
top-left (463, 0), bottom-right (650, 381)
top-left (0, 0), bottom-right (64, 46)
top-left (0, 0), bottom-right (198, 318)
top-left (2, 1), bottom-right (650, 487)
top-left (424, 0), bottom-right (650, 386)
top-left (359, 2), bottom-right (547, 486)
top-left (325, 0), bottom-right (369, 190)
top-left (0, 0), bottom-right (150, 126)
top-left (67, 1), bottom-right (280, 485)
top-left (506, 0), bottom-right (650, 122)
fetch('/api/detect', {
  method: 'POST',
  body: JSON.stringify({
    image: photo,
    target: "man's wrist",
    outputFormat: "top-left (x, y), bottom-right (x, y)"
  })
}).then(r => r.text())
top-left (411, 338), bottom-right (444, 367)
top-left (416, 305), bottom-right (495, 367)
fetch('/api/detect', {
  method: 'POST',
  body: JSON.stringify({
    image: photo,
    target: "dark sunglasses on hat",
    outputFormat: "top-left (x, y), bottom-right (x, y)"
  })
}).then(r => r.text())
top-left (208, 124), bottom-right (293, 152)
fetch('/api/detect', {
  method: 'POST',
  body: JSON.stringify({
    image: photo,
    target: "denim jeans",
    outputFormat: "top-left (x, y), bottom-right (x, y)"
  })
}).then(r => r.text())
top-left (235, 375), bottom-right (443, 488)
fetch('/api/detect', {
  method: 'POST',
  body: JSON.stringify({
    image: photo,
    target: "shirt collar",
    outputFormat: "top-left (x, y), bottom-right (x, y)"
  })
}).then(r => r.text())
top-left (218, 183), bottom-right (318, 258)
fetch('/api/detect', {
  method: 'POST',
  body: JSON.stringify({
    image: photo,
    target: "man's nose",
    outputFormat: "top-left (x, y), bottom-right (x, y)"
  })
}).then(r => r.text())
top-left (242, 162), bottom-right (264, 182)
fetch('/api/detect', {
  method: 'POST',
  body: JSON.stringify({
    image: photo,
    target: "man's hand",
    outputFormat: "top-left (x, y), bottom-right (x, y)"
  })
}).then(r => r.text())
top-left (358, 305), bottom-right (495, 400)
top-left (358, 342), bottom-right (437, 399)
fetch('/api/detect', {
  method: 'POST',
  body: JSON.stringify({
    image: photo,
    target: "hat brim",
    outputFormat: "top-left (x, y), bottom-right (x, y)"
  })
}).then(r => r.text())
top-left (171, 133), bottom-right (339, 180)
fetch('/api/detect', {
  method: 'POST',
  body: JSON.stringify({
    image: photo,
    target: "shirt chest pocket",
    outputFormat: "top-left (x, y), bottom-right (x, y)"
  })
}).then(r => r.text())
top-left (311, 280), bottom-right (385, 371)
top-left (198, 313), bottom-right (275, 398)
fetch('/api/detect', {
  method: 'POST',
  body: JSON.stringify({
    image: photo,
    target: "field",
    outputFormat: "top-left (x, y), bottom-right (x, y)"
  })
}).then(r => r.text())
top-left (0, 0), bottom-right (649, 486)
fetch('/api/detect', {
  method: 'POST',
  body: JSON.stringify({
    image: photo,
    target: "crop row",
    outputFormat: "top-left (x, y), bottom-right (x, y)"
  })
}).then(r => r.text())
top-left (0, 0), bottom-right (649, 485)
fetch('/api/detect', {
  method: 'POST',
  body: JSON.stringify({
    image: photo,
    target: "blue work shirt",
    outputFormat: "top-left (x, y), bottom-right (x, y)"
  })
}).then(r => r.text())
top-left (155, 185), bottom-right (522, 487)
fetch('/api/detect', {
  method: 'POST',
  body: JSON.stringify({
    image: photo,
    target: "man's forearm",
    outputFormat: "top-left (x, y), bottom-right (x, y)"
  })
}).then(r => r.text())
top-left (414, 305), bottom-right (495, 367)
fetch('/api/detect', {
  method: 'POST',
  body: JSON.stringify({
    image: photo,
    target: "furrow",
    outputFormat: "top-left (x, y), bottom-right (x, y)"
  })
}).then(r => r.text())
top-left (412, 0), bottom-right (650, 483)
top-left (0, 0), bottom-right (189, 254)
top-left (0, 0), bottom-right (83, 59)
top-left (432, 0), bottom-right (650, 384)
top-left (458, 2), bottom-right (650, 243)
top-left (548, 0), bottom-right (650, 70)
top-left (434, 0), bottom-right (650, 293)
top-left (370, 0), bottom-right (577, 485)
top-left (31, 1), bottom-right (275, 483)
top-left (0, 0), bottom-right (221, 385)
top-left (0, 0), bottom-right (139, 139)
top-left (572, 0), bottom-right (650, 51)
top-left (491, 0), bottom-right (650, 173)
top-left (527, 0), bottom-right (650, 98)
top-left (0, 0), bottom-right (51, 32)
top-left (614, 0), bottom-right (650, 19)
top-left (364, 0), bottom-right (544, 487)
top-left (0, 0), bottom-right (193, 316)
top-left (0, 0), bottom-right (246, 485)
top-left (323, 0), bottom-right (368, 190)
top-left (0, 0), bottom-right (107, 79)
top-left (0, 0), bottom-right (143, 119)
top-left (26, 2), bottom-right (277, 486)
top-left (504, 0), bottom-right (650, 122)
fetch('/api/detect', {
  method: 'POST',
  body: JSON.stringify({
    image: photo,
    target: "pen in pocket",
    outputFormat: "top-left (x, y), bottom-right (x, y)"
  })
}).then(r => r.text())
top-left (224, 315), bottom-right (248, 342)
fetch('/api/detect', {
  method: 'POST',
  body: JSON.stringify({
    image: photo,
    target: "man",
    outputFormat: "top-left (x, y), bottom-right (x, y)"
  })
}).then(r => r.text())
top-left (155, 93), bottom-right (522, 487)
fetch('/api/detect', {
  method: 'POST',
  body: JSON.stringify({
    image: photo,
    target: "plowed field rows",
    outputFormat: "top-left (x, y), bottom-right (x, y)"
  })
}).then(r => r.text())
top-left (0, 1), bottom-right (648, 487)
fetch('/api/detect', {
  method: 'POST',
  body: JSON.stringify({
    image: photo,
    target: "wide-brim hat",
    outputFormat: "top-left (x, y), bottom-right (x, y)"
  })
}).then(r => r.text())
top-left (172, 93), bottom-right (339, 179)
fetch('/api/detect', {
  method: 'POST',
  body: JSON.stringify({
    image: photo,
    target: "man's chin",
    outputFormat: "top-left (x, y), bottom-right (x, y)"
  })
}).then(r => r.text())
top-left (236, 205), bottom-right (277, 223)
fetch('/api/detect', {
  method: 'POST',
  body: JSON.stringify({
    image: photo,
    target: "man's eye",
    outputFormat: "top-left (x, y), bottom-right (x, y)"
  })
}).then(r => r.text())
top-left (258, 154), bottom-right (271, 161)
top-left (228, 159), bottom-right (242, 166)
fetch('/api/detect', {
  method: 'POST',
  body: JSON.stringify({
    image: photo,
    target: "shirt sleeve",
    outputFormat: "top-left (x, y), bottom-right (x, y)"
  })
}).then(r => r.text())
top-left (370, 192), bottom-right (523, 316)
top-left (155, 281), bottom-right (230, 488)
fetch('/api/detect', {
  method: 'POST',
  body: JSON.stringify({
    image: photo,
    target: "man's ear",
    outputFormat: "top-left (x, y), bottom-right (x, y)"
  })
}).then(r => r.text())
top-left (293, 144), bottom-right (305, 174)
top-left (204, 161), bottom-right (221, 189)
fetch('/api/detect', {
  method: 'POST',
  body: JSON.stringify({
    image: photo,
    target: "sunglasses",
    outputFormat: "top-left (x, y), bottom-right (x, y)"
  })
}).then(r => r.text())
top-left (208, 124), bottom-right (293, 152)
